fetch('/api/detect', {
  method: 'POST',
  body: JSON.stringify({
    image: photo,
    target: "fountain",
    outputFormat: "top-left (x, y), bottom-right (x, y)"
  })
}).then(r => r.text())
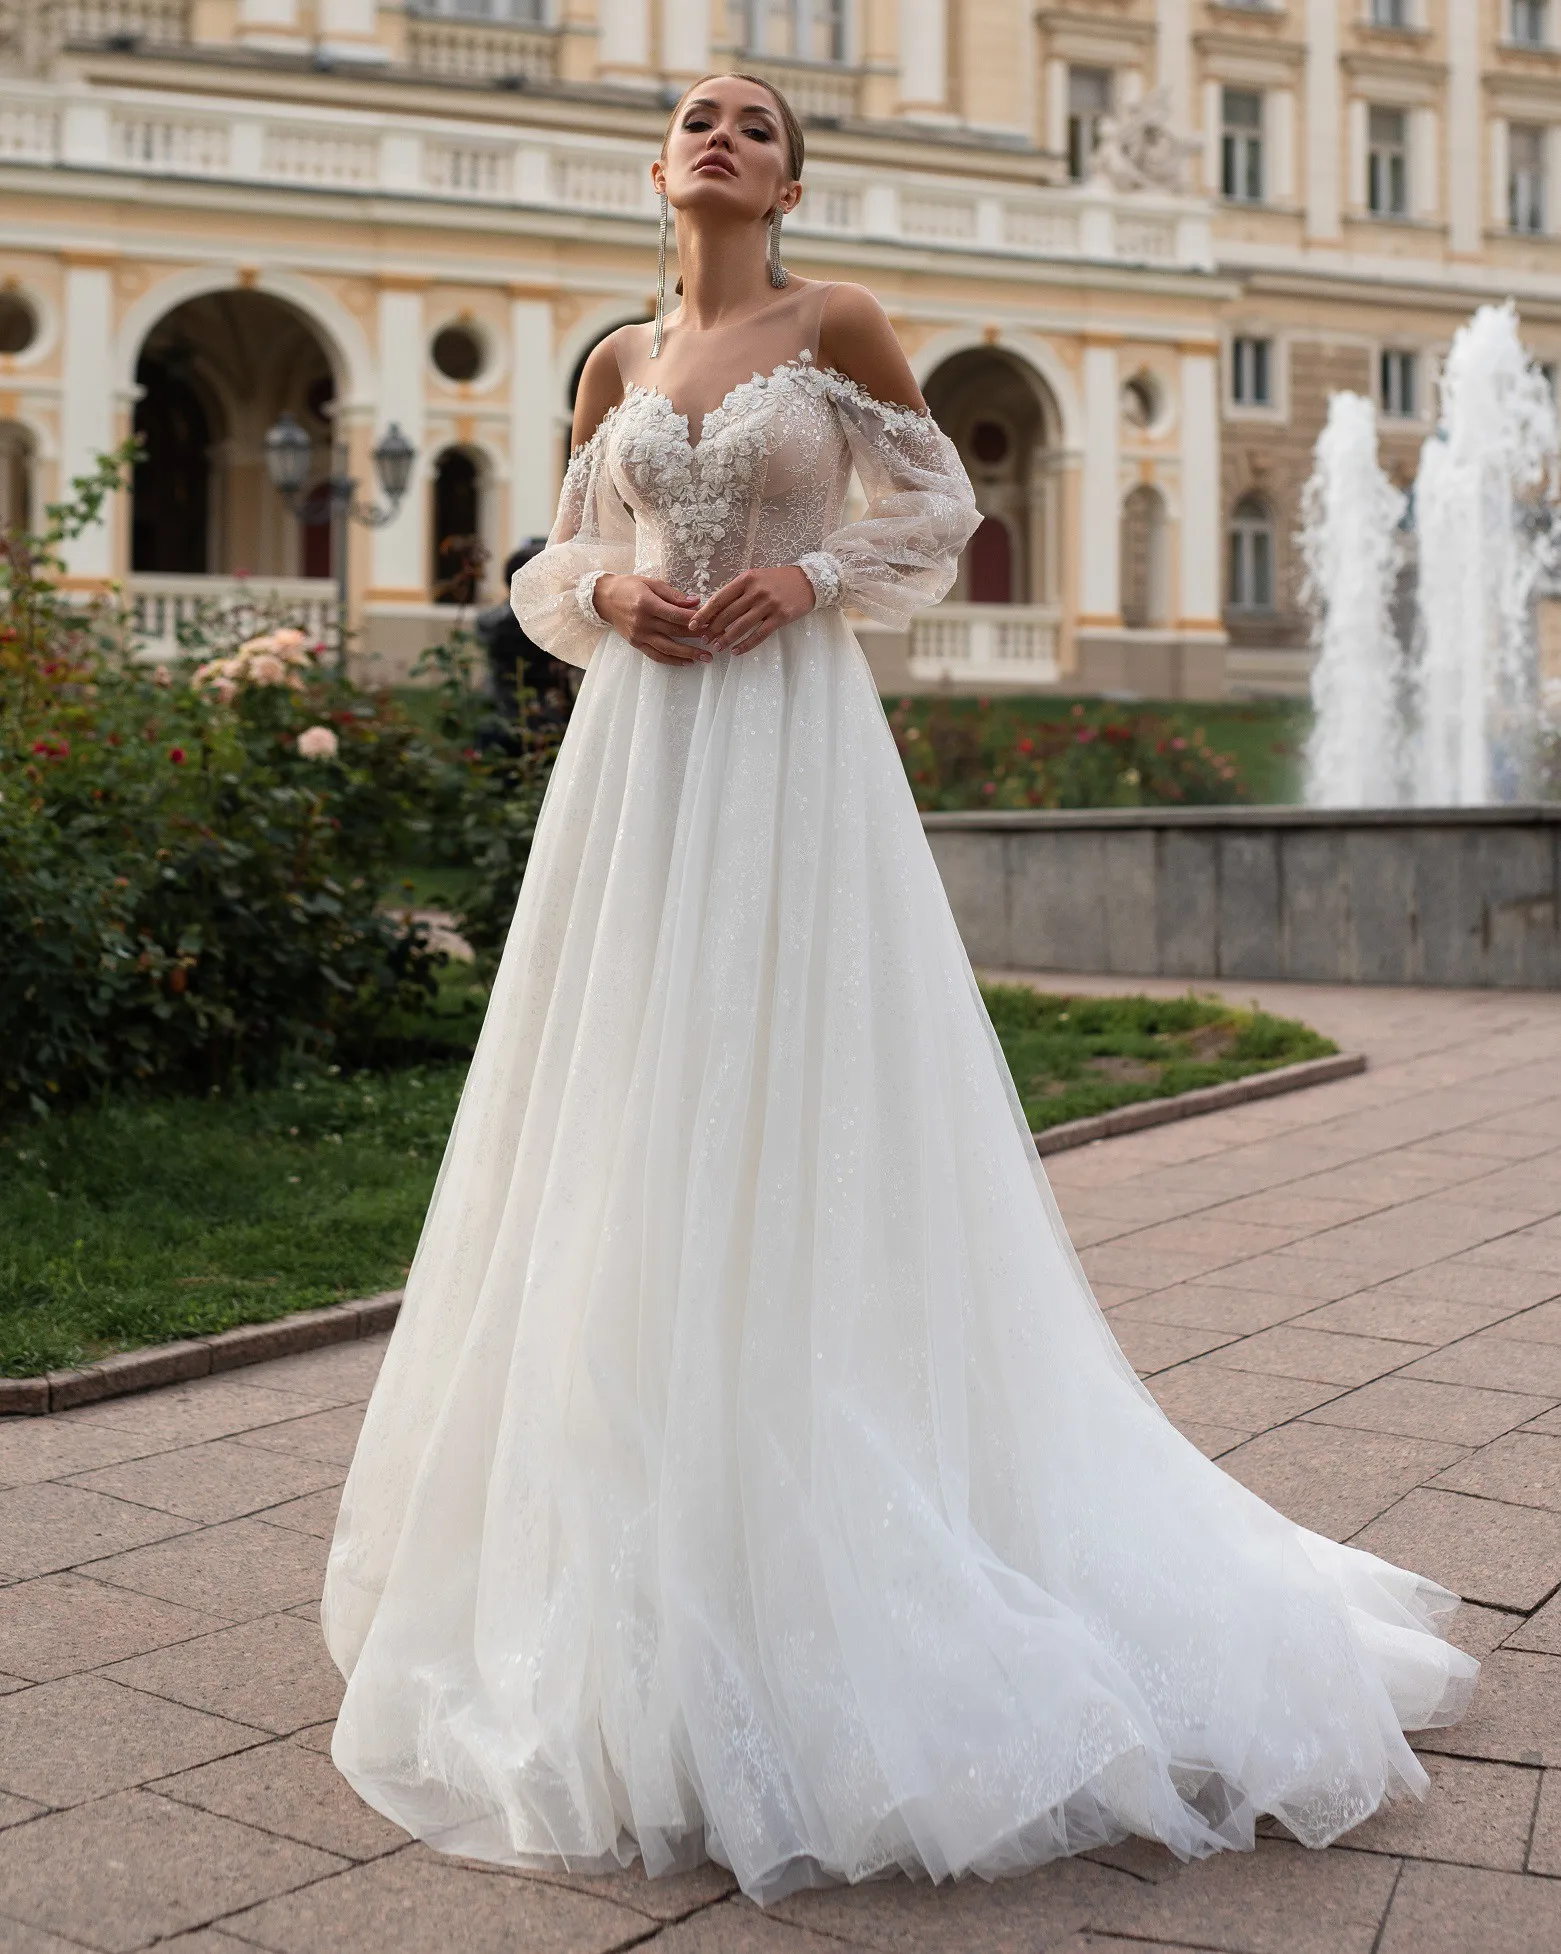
top-left (1301, 393), bottom-right (1407, 807)
top-left (1302, 300), bottom-right (1559, 809)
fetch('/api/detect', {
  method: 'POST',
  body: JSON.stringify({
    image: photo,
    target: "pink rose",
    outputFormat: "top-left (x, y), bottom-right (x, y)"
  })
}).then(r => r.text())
top-left (247, 653), bottom-right (286, 686)
top-left (297, 724), bottom-right (339, 761)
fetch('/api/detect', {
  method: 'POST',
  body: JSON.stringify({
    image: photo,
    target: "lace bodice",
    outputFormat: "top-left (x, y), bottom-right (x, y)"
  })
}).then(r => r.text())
top-left (511, 294), bottom-right (980, 669)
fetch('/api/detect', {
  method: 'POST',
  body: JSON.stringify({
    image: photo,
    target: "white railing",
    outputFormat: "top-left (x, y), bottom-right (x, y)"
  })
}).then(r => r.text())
top-left (909, 605), bottom-right (1062, 686)
top-left (738, 58), bottom-right (862, 121)
top-left (129, 576), bottom-right (339, 662)
top-left (64, 0), bottom-right (189, 43)
top-left (404, 18), bottom-right (558, 83)
top-left (0, 77), bottom-right (1215, 274)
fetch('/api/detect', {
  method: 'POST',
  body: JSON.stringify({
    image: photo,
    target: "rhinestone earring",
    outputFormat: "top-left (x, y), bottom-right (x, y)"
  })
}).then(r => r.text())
top-left (768, 207), bottom-right (788, 289)
top-left (651, 190), bottom-right (669, 359)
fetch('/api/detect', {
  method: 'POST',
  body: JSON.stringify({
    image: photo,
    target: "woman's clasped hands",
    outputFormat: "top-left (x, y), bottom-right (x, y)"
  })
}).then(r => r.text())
top-left (592, 565), bottom-right (816, 666)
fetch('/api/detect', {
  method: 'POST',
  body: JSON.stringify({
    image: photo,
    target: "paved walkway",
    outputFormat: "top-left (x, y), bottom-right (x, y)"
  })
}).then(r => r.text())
top-left (3, 976), bottom-right (1561, 1953)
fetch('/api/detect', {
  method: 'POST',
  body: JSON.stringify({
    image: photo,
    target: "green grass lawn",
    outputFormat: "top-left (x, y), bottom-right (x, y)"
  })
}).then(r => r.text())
top-left (0, 982), bottom-right (1332, 1377)
top-left (983, 986), bottom-right (1335, 1134)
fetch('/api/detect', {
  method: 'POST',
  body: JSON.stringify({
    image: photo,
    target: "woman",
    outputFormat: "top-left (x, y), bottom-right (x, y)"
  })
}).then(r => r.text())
top-left (323, 73), bottom-right (1475, 1906)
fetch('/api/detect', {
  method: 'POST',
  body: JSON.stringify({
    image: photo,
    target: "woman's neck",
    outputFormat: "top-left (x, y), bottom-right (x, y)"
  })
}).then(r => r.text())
top-left (670, 212), bottom-right (780, 331)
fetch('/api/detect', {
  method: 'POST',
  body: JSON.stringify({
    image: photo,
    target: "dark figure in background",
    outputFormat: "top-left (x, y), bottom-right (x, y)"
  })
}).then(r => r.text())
top-left (475, 542), bottom-right (575, 733)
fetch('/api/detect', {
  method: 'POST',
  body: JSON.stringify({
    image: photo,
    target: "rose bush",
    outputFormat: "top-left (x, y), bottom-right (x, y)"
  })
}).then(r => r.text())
top-left (0, 456), bottom-right (558, 1112)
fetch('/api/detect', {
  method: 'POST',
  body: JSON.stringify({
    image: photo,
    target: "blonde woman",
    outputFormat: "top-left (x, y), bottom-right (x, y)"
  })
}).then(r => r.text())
top-left (323, 73), bottom-right (1474, 1906)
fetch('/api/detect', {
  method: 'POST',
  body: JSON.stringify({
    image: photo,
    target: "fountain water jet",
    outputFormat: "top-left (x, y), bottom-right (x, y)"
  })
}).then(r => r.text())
top-left (1301, 393), bottom-right (1406, 807)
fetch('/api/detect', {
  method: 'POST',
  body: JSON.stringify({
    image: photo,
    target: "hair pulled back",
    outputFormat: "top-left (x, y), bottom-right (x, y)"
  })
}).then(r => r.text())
top-left (660, 72), bottom-right (806, 184)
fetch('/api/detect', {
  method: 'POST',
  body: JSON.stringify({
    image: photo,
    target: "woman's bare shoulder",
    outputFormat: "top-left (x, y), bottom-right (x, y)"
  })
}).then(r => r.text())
top-left (816, 284), bottom-right (926, 412)
top-left (571, 326), bottom-right (641, 449)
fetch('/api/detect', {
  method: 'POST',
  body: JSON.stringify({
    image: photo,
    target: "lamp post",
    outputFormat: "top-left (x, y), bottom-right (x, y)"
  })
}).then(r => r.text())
top-left (264, 412), bottom-right (415, 663)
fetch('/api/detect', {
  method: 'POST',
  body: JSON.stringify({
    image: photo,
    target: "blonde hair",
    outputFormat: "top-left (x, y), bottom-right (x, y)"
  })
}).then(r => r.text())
top-left (661, 72), bottom-right (806, 183)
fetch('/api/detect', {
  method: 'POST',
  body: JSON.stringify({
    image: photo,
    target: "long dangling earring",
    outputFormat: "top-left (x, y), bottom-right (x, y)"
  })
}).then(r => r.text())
top-left (651, 190), bottom-right (669, 359)
top-left (768, 207), bottom-right (788, 289)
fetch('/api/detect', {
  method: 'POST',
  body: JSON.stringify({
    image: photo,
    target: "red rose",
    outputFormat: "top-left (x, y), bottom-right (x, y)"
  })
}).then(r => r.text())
top-left (168, 746), bottom-right (186, 765)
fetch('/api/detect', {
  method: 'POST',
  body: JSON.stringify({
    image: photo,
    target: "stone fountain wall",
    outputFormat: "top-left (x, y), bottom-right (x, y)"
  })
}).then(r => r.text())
top-left (925, 807), bottom-right (1561, 989)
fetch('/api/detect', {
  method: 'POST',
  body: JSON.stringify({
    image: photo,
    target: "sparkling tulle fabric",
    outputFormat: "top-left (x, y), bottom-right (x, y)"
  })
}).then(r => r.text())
top-left (322, 348), bottom-right (1477, 1906)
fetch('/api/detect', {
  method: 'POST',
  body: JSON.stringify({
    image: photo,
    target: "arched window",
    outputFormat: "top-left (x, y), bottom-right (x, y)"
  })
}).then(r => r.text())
top-left (1120, 484), bottom-right (1169, 628)
top-left (132, 350), bottom-right (213, 575)
top-left (1229, 493), bottom-right (1276, 612)
top-left (432, 448), bottom-right (483, 605)
top-left (968, 516), bottom-right (1014, 603)
top-left (0, 422), bottom-right (33, 538)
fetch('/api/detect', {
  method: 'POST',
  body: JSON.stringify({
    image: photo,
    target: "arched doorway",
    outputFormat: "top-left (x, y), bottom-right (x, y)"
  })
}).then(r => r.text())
top-left (1120, 484), bottom-right (1169, 628)
top-left (431, 447), bottom-right (483, 605)
top-left (922, 350), bottom-right (1063, 608)
top-left (0, 422), bottom-right (34, 537)
top-left (130, 290), bottom-right (337, 579)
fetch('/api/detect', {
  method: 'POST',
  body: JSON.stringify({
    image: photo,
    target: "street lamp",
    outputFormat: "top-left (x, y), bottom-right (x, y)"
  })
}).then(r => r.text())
top-left (264, 411), bottom-right (416, 661)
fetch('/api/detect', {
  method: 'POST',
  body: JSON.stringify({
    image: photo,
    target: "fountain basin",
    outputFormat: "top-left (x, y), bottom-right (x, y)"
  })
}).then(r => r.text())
top-left (925, 806), bottom-right (1561, 989)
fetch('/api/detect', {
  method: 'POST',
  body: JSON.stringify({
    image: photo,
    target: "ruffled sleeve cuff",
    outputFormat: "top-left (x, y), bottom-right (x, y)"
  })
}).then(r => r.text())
top-left (574, 569), bottom-right (609, 628)
top-left (797, 552), bottom-right (843, 612)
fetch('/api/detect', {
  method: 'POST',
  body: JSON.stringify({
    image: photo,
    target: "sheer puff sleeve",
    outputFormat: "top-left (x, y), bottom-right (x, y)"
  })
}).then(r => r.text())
top-left (510, 422), bottom-right (636, 670)
top-left (802, 368), bottom-right (981, 630)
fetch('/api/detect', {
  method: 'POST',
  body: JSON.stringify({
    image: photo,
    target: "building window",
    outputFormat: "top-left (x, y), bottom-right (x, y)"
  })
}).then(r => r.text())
top-left (1511, 124), bottom-right (1548, 233)
top-left (1121, 486), bottom-right (1169, 628)
top-left (1068, 67), bottom-right (1113, 181)
top-left (415, 0), bottom-right (548, 19)
top-left (1367, 106), bottom-right (1409, 216)
top-left (1231, 336), bottom-right (1273, 407)
top-left (1380, 349), bottom-right (1418, 419)
top-left (727, 0), bottom-right (847, 61)
top-left (432, 448), bottom-right (483, 605)
top-left (1229, 495), bottom-right (1276, 613)
top-left (1512, 0), bottom-right (1550, 47)
top-left (1221, 89), bottom-right (1265, 202)
top-left (1370, 0), bottom-right (1409, 25)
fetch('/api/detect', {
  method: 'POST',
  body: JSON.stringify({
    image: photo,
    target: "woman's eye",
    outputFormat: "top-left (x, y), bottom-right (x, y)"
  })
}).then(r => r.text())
top-left (744, 126), bottom-right (773, 141)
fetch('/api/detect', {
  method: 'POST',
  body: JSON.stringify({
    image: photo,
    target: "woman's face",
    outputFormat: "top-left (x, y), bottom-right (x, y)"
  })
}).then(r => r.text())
top-left (655, 76), bottom-right (800, 221)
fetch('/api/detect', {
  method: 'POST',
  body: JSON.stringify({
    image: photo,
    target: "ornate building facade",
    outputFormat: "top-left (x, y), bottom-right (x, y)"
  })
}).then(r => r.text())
top-left (3, 3), bottom-right (1561, 699)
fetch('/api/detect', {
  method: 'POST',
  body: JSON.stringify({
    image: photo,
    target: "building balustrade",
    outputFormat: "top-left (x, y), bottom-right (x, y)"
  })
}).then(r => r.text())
top-left (129, 575), bottom-right (340, 663)
top-left (0, 76), bottom-right (1213, 273)
top-left (909, 604), bottom-right (1063, 686)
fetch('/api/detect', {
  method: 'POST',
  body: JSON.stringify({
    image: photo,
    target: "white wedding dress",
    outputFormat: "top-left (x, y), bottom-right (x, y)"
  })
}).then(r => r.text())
top-left (322, 284), bottom-right (1476, 1905)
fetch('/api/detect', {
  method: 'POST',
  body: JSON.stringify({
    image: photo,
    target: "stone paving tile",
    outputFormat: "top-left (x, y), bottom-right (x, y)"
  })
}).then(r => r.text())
top-left (1107, 1282), bottom-right (1314, 1335)
top-left (1501, 1589), bottom-right (1561, 1655)
top-left (1336, 1755), bottom-right (1538, 1872)
top-left (0, 1572), bottom-right (227, 1683)
top-left (236, 1336), bottom-right (388, 1406)
top-left (229, 1404), bottom-right (368, 1469)
top-left (1457, 1231), bottom-right (1561, 1277)
top-left (0, 1481), bottom-right (192, 1580)
top-left (1170, 1419), bottom-right (1252, 1459)
top-left (260, 1487), bottom-right (345, 1540)
top-left (1147, 1358), bottom-right (1345, 1435)
top-left (0, 1920), bottom-right (109, 1953)
top-left (1405, 1331), bottom-right (1561, 1396)
top-left (0, 1790), bottom-right (344, 1954)
top-left (1351, 1488), bottom-right (1561, 1611)
top-left (1296, 1291), bottom-right (1530, 1348)
top-left (773, 1855), bottom-right (1138, 1953)
top-left (1306, 1377), bottom-right (1555, 1447)
top-left (0, 1415), bottom-right (169, 1492)
top-left (1078, 1246), bottom-right (1233, 1294)
top-left (1417, 1650), bottom-right (1561, 1766)
top-left (1377, 1859), bottom-right (1561, 1954)
top-left (1432, 1432), bottom-right (1561, 1513)
top-left (1528, 1769), bottom-right (1561, 1876)
top-left (104, 1613), bottom-right (343, 1736)
top-left (1451, 1603), bottom-right (1525, 1660)
top-left (224, 1848), bottom-right (651, 1954)
top-left (73, 1377), bottom-right (338, 1446)
top-left (0, 1789), bottom-right (47, 1830)
top-left (1198, 1253), bottom-right (1372, 1303)
top-left (1066, 1836), bottom-right (1399, 1954)
top-left (1497, 1296), bottom-right (1561, 1345)
top-left (149, 1934), bottom-right (265, 1953)
top-left (1101, 1318), bottom-right (1238, 1378)
top-left (1213, 1325), bottom-right (1427, 1387)
top-left (92, 1516), bottom-right (330, 1622)
top-left (66, 1437), bottom-right (343, 1526)
top-left (517, 1859), bottom-right (736, 1926)
top-left (1219, 1425), bottom-right (1463, 1541)
top-left (647, 1899), bottom-right (852, 1950)
top-left (153, 1737), bottom-right (407, 1862)
top-left (1353, 1262), bottom-right (1561, 1311)
top-left (1108, 1216), bottom-right (1303, 1263)
top-left (0, 1670), bottom-right (260, 1807)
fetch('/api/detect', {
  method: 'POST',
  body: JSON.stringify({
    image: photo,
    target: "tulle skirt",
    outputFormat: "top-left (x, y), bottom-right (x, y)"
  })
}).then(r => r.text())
top-left (321, 613), bottom-right (1476, 1904)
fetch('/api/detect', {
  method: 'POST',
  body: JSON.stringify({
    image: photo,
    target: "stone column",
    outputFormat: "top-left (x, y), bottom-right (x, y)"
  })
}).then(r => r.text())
top-left (1177, 340), bottom-right (1221, 630)
top-left (898, 0), bottom-right (946, 113)
top-left (508, 293), bottom-right (557, 545)
top-left (316, 0), bottom-right (387, 62)
top-left (599, 0), bottom-right (652, 86)
top-left (1156, 0), bottom-right (1190, 132)
top-left (1447, 0), bottom-right (1481, 255)
top-left (59, 254), bottom-right (116, 583)
top-left (369, 280), bottom-right (427, 601)
top-left (1305, 0), bottom-right (1341, 239)
top-left (1079, 335), bottom-right (1120, 625)
top-left (662, 0), bottom-right (708, 81)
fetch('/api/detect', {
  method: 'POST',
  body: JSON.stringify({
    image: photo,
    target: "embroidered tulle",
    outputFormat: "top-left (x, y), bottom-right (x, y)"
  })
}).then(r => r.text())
top-left (324, 336), bottom-right (1477, 1909)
